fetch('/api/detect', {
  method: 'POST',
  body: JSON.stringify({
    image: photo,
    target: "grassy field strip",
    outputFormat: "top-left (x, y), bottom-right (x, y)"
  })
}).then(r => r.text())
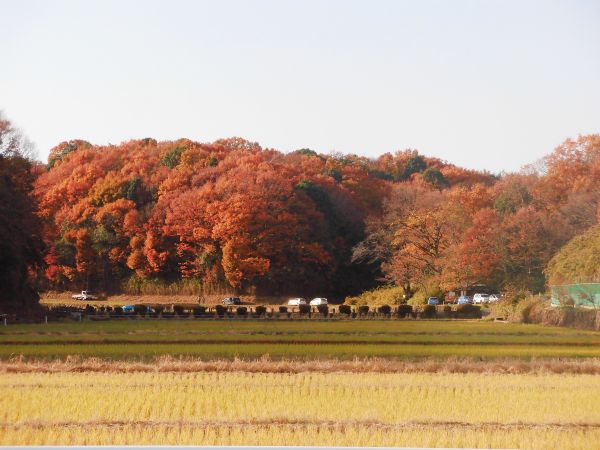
top-left (1, 371), bottom-right (599, 448)
top-left (3, 333), bottom-right (600, 346)
top-left (3, 320), bottom-right (600, 350)
top-left (3, 321), bottom-right (600, 359)
top-left (4, 329), bottom-right (600, 336)
top-left (3, 342), bottom-right (600, 359)
top-left (4, 320), bottom-right (596, 335)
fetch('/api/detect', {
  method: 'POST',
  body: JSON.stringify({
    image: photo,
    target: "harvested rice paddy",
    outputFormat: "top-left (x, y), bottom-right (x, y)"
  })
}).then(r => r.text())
top-left (1, 370), bottom-right (600, 448)
top-left (3, 319), bottom-right (600, 447)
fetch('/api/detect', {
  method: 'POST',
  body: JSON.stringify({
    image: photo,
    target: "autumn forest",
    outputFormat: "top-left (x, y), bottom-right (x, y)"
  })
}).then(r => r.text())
top-left (1, 113), bottom-right (599, 310)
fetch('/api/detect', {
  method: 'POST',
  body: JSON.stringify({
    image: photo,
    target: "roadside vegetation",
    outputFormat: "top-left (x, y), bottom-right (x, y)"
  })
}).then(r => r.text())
top-left (546, 224), bottom-right (600, 285)
top-left (345, 285), bottom-right (406, 305)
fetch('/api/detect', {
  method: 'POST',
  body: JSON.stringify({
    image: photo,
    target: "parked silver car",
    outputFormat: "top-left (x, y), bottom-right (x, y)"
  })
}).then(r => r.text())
top-left (287, 298), bottom-right (307, 306)
top-left (222, 297), bottom-right (241, 305)
top-left (309, 297), bottom-right (328, 306)
top-left (457, 295), bottom-right (472, 305)
top-left (472, 293), bottom-right (490, 304)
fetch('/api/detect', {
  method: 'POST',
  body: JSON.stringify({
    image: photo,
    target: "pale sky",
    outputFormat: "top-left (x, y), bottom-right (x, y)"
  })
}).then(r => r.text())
top-left (1, 0), bottom-right (599, 172)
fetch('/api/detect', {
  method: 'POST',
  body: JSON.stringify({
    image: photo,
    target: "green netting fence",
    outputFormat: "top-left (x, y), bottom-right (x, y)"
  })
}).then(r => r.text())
top-left (550, 283), bottom-right (600, 308)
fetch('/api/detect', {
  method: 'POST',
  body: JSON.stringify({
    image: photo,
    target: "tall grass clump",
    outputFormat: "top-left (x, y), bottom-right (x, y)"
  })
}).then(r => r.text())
top-left (121, 276), bottom-right (229, 296)
top-left (408, 281), bottom-right (445, 306)
top-left (345, 285), bottom-right (406, 305)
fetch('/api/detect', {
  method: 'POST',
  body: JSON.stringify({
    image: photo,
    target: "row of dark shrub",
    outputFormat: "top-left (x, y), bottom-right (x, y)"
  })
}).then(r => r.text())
top-left (45, 303), bottom-right (482, 320)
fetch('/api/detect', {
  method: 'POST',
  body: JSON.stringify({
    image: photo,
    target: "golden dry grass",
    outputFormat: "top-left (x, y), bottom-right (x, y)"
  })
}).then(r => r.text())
top-left (40, 291), bottom-right (288, 307)
top-left (2, 369), bottom-right (600, 448)
top-left (4, 355), bottom-right (600, 375)
top-left (40, 292), bottom-right (231, 307)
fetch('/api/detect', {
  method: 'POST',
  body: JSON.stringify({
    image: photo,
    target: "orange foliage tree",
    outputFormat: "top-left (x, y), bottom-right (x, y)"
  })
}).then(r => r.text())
top-left (32, 133), bottom-right (600, 298)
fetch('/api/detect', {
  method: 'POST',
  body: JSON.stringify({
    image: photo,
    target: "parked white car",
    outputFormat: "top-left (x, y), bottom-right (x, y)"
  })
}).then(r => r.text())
top-left (473, 293), bottom-right (490, 304)
top-left (310, 297), bottom-right (328, 306)
top-left (71, 290), bottom-right (98, 301)
top-left (287, 298), bottom-right (307, 306)
top-left (488, 294), bottom-right (500, 302)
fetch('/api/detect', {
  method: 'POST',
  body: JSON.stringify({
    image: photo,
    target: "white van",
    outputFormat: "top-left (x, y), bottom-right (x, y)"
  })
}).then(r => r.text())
top-left (310, 297), bottom-right (328, 306)
top-left (473, 293), bottom-right (490, 304)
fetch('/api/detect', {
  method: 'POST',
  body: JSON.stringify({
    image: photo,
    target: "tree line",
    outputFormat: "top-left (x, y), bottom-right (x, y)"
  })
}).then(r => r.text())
top-left (1, 112), bottom-right (598, 310)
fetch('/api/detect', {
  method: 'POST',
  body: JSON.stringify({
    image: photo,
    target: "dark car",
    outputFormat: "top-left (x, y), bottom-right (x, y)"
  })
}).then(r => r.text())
top-left (222, 297), bottom-right (241, 305)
